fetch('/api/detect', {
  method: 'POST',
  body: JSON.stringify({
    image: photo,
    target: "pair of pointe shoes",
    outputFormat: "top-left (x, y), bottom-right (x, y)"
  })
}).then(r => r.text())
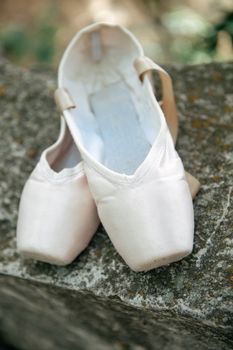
top-left (17, 23), bottom-right (200, 272)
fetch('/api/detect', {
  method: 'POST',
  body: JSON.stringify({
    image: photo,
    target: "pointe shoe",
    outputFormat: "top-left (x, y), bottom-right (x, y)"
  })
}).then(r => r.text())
top-left (17, 117), bottom-right (99, 265)
top-left (55, 22), bottom-right (200, 271)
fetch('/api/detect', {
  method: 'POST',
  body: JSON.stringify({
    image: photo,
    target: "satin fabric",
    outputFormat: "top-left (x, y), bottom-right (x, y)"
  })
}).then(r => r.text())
top-left (17, 118), bottom-right (99, 265)
top-left (58, 23), bottom-right (195, 271)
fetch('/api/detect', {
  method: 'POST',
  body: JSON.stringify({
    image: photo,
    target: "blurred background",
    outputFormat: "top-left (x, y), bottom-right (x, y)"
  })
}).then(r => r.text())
top-left (0, 1), bottom-right (232, 349)
top-left (0, 0), bottom-right (232, 69)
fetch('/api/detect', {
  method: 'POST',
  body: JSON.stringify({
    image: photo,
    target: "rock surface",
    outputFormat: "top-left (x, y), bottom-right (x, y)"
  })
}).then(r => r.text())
top-left (0, 58), bottom-right (232, 350)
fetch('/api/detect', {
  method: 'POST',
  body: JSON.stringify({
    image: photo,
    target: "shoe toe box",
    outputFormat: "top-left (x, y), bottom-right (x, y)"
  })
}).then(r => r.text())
top-left (17, 173), bottom-right (99, 265)
top-left (97, 177), bottom-right (194, 271)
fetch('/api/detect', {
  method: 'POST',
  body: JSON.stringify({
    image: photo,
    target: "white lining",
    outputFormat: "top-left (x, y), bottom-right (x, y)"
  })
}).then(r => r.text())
top-left (46, 125), bottom-right (81, 172)
top-left (58, 23), bottom-right (163, 175)
top-left (71, 69), bottom-right (162, 175)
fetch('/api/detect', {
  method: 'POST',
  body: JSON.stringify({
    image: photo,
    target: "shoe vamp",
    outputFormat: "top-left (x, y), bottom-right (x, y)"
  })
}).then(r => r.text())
top-left (97, 177), bottom-right (194, 261)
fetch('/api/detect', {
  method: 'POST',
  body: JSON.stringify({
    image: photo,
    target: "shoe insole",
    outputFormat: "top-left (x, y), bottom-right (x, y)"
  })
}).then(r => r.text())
top-left (53, 141), bottom-right (80, 172)
top-left (89, 81), bottom-right (151, 174)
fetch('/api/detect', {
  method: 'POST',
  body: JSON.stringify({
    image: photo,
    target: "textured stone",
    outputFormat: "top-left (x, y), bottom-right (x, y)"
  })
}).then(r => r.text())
top-left (0, 58), bottom-right (232, 350)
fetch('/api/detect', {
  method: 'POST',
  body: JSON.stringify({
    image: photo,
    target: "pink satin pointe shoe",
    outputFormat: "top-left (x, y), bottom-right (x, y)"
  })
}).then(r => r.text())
top-left (55, 22), bottom-right (200, 271)
top-left (17, 117), bottom-right (99, 265)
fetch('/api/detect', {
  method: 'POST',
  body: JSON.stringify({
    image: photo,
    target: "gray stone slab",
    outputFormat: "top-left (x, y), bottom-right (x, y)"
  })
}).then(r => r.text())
top-left (0, 58), bottom-right (232, 349)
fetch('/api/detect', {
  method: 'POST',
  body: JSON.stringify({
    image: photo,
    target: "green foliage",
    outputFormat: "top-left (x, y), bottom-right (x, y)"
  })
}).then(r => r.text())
top-left (204, 11), bottom-right (233, 53)
top-left (161, 7), bottom-right (233, 63)
top-left (0, 26), bottom-right (30, 61)
top-left (0, 5), bottom-right (58, 65)
top-left (0, 2), bottom-right (232, 66)
top-left (33, 24), bottom-right (57, 63)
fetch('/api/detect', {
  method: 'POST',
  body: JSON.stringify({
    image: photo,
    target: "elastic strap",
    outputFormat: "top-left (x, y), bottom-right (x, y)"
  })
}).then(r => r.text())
top-left (134, 56), bottom-right (200, 198)
top-left (54, 88), bottom-right (76, 113)
top-left (135, 56), bottom-right (178, 143)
